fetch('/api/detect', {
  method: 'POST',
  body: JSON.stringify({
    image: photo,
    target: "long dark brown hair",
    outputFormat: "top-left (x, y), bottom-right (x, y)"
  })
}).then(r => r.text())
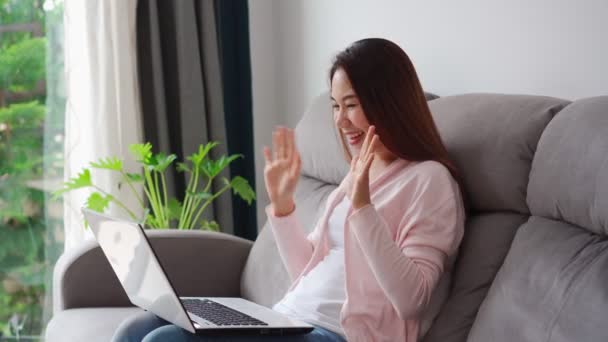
top-left (329, 38), bottom-right (466, 204)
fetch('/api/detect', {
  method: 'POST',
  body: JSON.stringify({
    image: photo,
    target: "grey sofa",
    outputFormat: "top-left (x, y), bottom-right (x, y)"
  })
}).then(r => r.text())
top-left (46, 92), bottom-right (608, 341)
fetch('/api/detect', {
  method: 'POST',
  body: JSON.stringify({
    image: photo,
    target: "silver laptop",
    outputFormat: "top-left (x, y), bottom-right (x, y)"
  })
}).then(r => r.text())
top-left (82, 208), bottom-right (313, 336)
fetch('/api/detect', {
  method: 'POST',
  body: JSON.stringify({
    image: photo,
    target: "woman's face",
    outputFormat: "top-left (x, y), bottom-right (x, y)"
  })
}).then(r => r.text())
top-left (331, 68), bottom-right (394, 160)
top-left (331, 68), bottom-right (369, 155)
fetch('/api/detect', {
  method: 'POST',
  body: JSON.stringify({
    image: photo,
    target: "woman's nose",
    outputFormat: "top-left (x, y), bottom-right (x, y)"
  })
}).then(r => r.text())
top-left (335, 109), bottom-right (348, 127)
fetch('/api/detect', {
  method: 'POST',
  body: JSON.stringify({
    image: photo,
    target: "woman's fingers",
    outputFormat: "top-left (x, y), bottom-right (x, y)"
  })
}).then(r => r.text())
top-left (272, 126), bottom-right (292, 160)
top-left (368, 135), bottom-right (379, 156)
top-left (272, 130), bottom-right (280, 160)
top-left (360, 125), bottom-right (375, 157)
top-left (350, 155), bottom-right (358, 173)
top-left (285, 128), bottom-right (294, 162)
top-left (271, 127), bottom-right (299, 175)
top-left (279, 127), bottom-right (287, 159)
top-left (355, 127), bottom-right (378, 174)
top-left (363, 152), bottom-right (375, 178)
top-left (263, 146), bottom-right (272, 164)
top-left (289, 150), bottom-right (301, 178)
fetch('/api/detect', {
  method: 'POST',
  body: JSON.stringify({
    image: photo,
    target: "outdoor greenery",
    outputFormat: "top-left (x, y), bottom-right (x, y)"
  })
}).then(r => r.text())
top-left (0, 0), bottom-right (64, 339)
top-left (55, 142), bottom-right (257, 231)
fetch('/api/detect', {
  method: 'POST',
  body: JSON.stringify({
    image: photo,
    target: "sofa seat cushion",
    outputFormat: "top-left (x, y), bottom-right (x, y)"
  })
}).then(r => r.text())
top-left (46, 307), bottom-right (142, 342)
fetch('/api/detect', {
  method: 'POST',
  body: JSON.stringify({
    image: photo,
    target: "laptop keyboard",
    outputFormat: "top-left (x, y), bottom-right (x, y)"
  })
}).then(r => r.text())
top-left (181, 299), bottom-right (268, 326)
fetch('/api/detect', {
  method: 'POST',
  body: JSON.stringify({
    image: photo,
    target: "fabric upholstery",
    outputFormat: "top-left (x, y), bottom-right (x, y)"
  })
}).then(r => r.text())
top-left (430, 93), bottom-right (570, 213)
top-left (467, 216), bottom-right (608, 341)
top-left (468, 96), bottom-right (608, 342)
top-left (527, 96), bottom-right (608, 235)
top-left (295, 92), bottom-right (350, 185)
top-left (48, 91), bottom-right (608, 342)
top-left (53, 230), bottom-right (252, 312)
top-left (45, 307), bottom-right (142, 342)
top-left (423, 213), bottom-right (528, 342)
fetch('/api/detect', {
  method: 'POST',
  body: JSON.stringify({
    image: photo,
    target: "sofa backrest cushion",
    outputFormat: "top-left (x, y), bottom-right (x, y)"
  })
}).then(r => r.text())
top-left (429, 94), bottom-right (570, 214)
top-left (424, 93), bottom-right (573, 342)
top-left (467, 97), bottom-right (608, 341)
top-left (295, 92), bottom-right (350, 186)
top-left (527, 96), bottom-right (608, 235)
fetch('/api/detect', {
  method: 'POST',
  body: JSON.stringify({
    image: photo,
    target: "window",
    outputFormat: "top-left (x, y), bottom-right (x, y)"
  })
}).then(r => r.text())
top-left (0, 0), bottom-right (64, 339)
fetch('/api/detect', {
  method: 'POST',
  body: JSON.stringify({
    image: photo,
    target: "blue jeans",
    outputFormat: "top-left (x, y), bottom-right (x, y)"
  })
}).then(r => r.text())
top-left (112, 311), bottom-right (347, 342)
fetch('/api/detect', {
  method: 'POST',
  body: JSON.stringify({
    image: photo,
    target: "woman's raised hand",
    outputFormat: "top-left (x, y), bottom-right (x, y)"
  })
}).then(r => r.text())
top-left (348, 125), bottom-right (379, 210)
top-left (263, 127), bottom-right (301, 217)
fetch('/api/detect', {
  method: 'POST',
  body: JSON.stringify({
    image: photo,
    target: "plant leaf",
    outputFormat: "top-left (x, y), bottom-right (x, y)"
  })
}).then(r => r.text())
top-left (200, 219), bottom-right (220, 232)
top-left (129, 143), bottom-right (153, 162)
top-left (126, 173), bottom-right (144, 182)
top-left (145, 214), bottom-right (161, 229)
top-left (218, 154), bottom-right (242, 171)
top-left (154, 153), bottom-right (177, 173)
top-left (199, 154), bottom-right (242, 179)
top-left (52, 169), bottom-right (93, 198)
top-left (176, 162), bottom-right (190, 173)
top-left (144, 153), bottom-right (159, 170)
top-left (167, 198), bottom-right (182, 220)
top-left (228, 176), bottom-right (256, 205)
top-left (211, 154), bottom-right (242, 178)
top-left (90, 157), bottom-right (123, 171)
top-left (186, 190), bottom-right (213, 200)
top-left (199, 159), bottom-right (214, 178)
top-left (188, 142), bottom-right (219, 166)
top-left (85, 192), bottom-right (112, 213)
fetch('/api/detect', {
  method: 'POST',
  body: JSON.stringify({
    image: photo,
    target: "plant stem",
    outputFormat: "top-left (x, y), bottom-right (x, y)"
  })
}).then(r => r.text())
top-left (179, 167), bottom-right (196, 229)
top-left (92, 185), bottom-right (137, 220)
top-left (121, 171), bottom-right (145, 208)
top-left (184, 171), bottom-right (206, 229)
top-left (187, 176), bottom-right (214, 225)
top-left (143, 168), bottom-right (162, 228)
top-left (160, 172), bottom-right (170, 225)
top-left (189, 183), bottom-right (230, 230)
top-left (142, 186), bottom-right (157, 224)
top-left (153, 171), bottom-right (166, 227)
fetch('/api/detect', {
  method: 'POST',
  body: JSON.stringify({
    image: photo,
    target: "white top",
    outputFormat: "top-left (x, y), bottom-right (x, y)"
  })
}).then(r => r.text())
top-left (273, 196), bottom-right (350, 337)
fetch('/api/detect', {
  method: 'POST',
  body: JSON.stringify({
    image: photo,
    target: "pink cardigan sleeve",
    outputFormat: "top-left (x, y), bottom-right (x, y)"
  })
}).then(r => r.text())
top-left (348, 194), bottom-right (464, 320)
top-left (265, 205), bottom-right (317, 281)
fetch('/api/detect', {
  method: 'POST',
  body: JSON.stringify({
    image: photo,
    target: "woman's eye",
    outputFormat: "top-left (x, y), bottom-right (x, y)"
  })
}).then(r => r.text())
top-left (346, 104), bottom-right (357, 108)
top-left (332, 104), bottom-right (339, 110)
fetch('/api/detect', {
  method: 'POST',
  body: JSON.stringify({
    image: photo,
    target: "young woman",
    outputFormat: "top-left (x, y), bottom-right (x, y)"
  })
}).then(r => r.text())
top-left (112, 38), bottom-right (465, 342)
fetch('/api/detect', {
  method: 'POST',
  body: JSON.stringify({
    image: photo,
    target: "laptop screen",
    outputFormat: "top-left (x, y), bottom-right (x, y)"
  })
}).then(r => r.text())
top-left (83, 209), bottom-right (195, 333)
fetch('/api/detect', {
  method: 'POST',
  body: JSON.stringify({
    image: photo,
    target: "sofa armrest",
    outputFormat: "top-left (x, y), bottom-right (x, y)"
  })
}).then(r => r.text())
top-left (53, 230), bottom-right (253, 313)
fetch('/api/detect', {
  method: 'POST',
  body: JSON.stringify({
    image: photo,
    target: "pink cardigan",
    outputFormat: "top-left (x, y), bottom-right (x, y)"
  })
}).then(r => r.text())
top-left (266, 159), bottom-right (465, 342)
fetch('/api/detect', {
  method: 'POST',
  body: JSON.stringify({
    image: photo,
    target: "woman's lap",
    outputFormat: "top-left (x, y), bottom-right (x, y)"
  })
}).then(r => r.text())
top-left (112, 311), bottom-right (170, 342)
top-left (144, 324), bottom-right (345, 342)
top-left (113, 311), bottom-right (345, 342)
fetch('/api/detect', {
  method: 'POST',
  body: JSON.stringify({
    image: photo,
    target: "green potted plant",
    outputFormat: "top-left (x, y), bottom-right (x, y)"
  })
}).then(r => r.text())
top-left (53, 141), bottom-right (255, 231)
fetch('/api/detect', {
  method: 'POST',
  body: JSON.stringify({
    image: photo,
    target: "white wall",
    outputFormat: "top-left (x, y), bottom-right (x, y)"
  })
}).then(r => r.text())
top-left (249, 0), bottom-right (608, 229)
top-left (249, 0), bottom-right (283, 231)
